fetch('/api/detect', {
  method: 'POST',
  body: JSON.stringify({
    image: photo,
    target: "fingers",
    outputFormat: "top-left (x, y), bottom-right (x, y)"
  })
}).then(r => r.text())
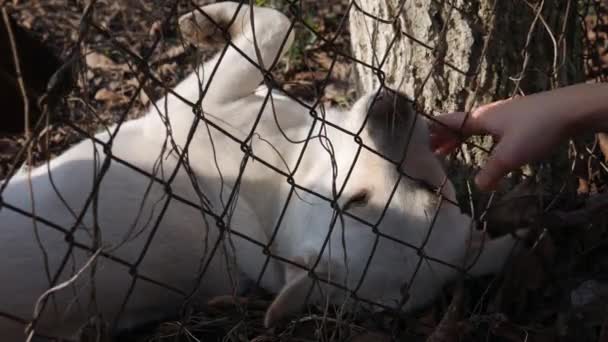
top-left (429, 111), bottom-right (480, 155)
top-left (429, 99), bottom-right (520, 191)
top-left (430, 98), bottom-right (512, 142)
top-left (474, 155), bottom-right (509, 191)
top-left (431, 111), bottom-right (473, 134)
top-left (431, 139), bottom-right (461, 155)
top-left (472, 98), bottom-right (512, 119)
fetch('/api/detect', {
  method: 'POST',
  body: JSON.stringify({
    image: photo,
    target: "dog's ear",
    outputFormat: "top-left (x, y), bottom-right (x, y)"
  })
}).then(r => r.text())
top-left (365, 88), bottom-right (457, 202)
top-left (264, 256), bottom-right (334, 328)
top-left (365, 88), bottom-right (416, 162)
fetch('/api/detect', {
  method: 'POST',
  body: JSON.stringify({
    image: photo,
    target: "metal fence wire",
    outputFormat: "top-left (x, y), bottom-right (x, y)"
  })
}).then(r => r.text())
top-left (0, 0), bottom-right (607, 341)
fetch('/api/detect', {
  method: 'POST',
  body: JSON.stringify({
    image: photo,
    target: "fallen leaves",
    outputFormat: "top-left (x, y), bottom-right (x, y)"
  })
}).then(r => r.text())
top-left (85, 52), bottom-right (129, 72)
top-left (93, 88), bottom-right (129, 106)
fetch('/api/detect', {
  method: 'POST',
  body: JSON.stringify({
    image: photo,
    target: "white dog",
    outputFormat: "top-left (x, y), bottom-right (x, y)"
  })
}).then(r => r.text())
top-left (0, 2), bottom-right (521, 341)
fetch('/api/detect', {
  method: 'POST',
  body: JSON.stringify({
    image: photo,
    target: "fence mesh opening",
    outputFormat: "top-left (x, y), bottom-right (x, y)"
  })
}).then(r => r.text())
top-left (1, 0), bottom-right (607, 341)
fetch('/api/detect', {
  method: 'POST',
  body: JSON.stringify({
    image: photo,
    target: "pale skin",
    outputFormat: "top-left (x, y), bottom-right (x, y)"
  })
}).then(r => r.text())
top-left (429, 82), bottom-right (608, 191)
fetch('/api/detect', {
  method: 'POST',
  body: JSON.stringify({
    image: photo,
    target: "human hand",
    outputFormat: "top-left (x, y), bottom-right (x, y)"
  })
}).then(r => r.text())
top-left (429, 83), bottom-right (608, 191)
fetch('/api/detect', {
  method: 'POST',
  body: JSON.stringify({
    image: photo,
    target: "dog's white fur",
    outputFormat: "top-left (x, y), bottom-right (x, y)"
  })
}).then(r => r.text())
top-left (0, 2), bottom-right (521, 340)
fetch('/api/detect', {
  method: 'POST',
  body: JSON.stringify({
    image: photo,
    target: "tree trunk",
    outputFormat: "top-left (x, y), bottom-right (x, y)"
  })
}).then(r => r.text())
top-left (349, 0), bottom-right (584, 195)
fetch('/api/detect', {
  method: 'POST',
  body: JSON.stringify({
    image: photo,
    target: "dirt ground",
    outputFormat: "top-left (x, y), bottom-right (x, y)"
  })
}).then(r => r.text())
top-left (1, 0), bottom-right (608, 341)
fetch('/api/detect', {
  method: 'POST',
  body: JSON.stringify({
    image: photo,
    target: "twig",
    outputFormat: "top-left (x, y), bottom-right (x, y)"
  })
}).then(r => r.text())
top-left (1, 6), bottom-right (30, 144)
top-left (25, 248), bottom-right (103, 342)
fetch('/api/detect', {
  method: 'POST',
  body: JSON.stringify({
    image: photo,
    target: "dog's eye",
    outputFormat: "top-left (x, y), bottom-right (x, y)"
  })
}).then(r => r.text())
top-left (343, 189), bottom-right (370, 210)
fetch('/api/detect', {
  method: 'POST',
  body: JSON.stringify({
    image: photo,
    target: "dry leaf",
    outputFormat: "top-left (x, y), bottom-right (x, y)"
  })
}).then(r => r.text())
top-left (94, 88), bottom-right (128, 106)
top-left (578, 177), bottom-right (590, 195)
top-left (323, 81), bottom-right (353, 104)
top-left (85, 52), bottom-right (128, 72)
top-left (311, 52), bottom-right (351, 80)
top-left (293, 71), bottom-right (327, 82)
top-left (148, 20), bottom-right (162, 39)
top-left (139, 91), bottom-right (150, 106)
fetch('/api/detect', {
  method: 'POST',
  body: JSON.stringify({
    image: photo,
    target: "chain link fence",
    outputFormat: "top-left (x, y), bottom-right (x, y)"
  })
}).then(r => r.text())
top-left (1, 0), bottom-right (607, 341)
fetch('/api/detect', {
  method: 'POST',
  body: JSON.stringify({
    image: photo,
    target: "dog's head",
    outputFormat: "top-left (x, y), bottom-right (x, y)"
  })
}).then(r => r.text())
top-left (262, 87), bottom-right (471, 326)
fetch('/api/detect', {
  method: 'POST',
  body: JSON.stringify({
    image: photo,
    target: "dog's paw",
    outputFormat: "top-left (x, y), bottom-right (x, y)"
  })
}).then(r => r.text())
top-left (178, 7), bottom-right (232, 48)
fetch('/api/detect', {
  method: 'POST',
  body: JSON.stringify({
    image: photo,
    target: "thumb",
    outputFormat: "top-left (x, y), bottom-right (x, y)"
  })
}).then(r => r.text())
top-left (475, 138), bottom-right (520, 191)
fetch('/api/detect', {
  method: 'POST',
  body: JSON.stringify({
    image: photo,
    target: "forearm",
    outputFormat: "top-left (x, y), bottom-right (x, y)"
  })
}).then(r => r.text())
top-left (566, 82), bottom-right (608, 135)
